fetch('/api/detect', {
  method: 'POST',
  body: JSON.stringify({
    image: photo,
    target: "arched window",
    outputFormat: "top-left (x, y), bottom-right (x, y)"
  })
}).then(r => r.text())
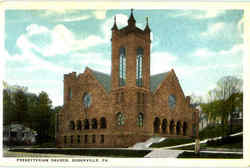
top-left (153, 117), bottom-right (160, 133)
top-left (76, 120), bottom-right (82, 130)
top-left (137, 113), bottom-right (143, 128)
top-left (84, 119), bottom-right (89, 129)
top-left (91, 119), bottom-right (98, 129)
top-left (136, 47), bottom-right (143, 87)
top-left (119, 47), bottom-right (126, 86)
top-left (100, 117), bottom-right (107, 129)
top-left (69, 120), bottom-right (75, 130)
top-left (117, 112), bottom-right (125, 126)
top-left (169, 120), bottom-right (175, 134)
top-left (162, 119), bottom-right (167, 133)
top-left (176, 121), bottom-right (181, 135)
top-left (183, 121), bottom-right (188, 136)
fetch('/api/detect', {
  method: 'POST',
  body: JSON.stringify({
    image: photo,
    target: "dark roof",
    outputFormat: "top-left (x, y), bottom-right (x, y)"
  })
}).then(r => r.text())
top-left (91, 70), bottom-right (111, 92)
top-left (91, 69), bottom-right (169, 93)
top-left (150, 72), bottom-right (170, 92)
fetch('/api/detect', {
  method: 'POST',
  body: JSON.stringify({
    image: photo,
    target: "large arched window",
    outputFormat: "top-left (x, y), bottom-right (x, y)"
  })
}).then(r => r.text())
top-left (137, 113), bottom-right (143, 128)
top-left (136, 47), bottom-right (143, 87)
top-left (119, 47), bottom-right (126, 86)
top-left (100, 117), bottom-right (107, 129)
top-left (117, 112), bottom-right (125, 126)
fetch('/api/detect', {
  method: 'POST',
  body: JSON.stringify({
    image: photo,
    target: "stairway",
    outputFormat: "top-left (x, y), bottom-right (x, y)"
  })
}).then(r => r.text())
top-left (131, 137), bottom-right (166, 149)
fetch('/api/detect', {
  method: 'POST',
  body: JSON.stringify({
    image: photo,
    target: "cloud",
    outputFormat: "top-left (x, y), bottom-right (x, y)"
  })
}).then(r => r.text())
top-left (169, 10), bottom-right (225, 19)
top-left (102, 14), bottom-right (129, 41)
top-left (93, 10), bottom-right (107, 20)
top-left (201, 22), bottom-right (225, 37)
top-left (150, 52), bottom-right (177, 75)
top-left (17, 24), bottom-right (105, 57)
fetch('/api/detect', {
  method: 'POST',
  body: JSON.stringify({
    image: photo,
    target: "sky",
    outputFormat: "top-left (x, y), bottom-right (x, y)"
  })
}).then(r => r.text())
top-left (4, 9), bottom-right (244, 107)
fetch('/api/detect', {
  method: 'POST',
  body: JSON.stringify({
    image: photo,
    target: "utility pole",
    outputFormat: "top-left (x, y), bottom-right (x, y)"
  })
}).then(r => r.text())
top-left (194, 109), bottom-right (200, 155)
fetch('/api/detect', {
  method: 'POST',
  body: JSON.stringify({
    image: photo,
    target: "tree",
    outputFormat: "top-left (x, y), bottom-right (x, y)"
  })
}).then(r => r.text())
top-left (202, 76), bottom-right (243, 136)
top-left (14, 90), bottom-right (28, 124)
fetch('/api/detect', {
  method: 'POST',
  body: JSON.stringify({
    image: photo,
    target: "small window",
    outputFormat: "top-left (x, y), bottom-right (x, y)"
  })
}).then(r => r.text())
top-left (69, 121), bottom-right (75, 130)
top-left (117, 112), bottom-right (125, 126)
top-left (84, 119), bottom-right (89, 129)
top-left (71, 135), bottom-right (74, 144)
top-left (137, 113), bottom-right (143, 128)
top-left (100, 117), bottom-right (107, 129)
top-left (64, 136), bottom-right (67, 144)
top-left (91, 119), bottom-right (98, 129)
top-left (77, 120), bottom-right (82, 130)
top-left (100, 135), bottom-right (104, 144)
top-left (92, 135), bottom-right (96, 143)
top-left (69, 88), bottom-right (72, 100)
top-left (84, 135), bottom-right (88, 144)
top-left (77, 135), bottom-right (81, 144)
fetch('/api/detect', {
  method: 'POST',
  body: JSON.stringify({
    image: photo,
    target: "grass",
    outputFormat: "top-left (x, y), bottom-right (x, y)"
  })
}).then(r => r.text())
top-left (150, 138), bottom-right (193, 148)
top-left (7, 148), bottom-right (151, 158)
top-left (177, 151), bottom-right (243, 159)
top-left (172, 134), bottom-right (243, 150)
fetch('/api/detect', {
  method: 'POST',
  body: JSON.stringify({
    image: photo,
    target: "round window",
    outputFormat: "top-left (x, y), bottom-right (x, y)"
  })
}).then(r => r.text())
top-left (83, 93), bottom-right (91, 108)
top-left (168, 94), bottom-right (176, 109)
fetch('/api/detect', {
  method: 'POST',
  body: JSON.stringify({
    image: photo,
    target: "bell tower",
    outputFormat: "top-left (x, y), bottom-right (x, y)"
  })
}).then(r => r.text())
top-left (111, 9), bottom-right (151, 91)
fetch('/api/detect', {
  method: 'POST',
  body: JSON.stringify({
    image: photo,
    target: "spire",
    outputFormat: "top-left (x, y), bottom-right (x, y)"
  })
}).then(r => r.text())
top-left (111, 16), bottom-right (118, 30)
top-left (128, 8), bottom-right (136, 27)
top-left (144, 16), bottom-right (150, 32)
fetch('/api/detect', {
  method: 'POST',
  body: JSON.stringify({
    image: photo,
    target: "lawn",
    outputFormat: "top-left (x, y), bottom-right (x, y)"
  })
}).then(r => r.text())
top-left (150, 138), bottom-right (193, 148)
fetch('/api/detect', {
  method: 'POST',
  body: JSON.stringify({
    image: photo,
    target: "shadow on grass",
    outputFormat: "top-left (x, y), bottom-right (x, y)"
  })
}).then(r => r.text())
top-left (177, 151), bottom-right (243, 159)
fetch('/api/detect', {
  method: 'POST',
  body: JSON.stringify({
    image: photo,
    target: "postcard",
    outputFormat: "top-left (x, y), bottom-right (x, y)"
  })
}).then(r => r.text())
top-left (0, 1), bottom-right (249, 168)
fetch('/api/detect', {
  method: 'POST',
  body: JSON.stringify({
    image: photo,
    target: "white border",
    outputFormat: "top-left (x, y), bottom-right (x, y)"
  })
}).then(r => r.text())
top-left (0, 1), bottom-right (249, 167)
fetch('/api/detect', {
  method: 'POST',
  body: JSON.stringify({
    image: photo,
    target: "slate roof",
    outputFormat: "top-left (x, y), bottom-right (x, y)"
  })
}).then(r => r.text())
top-left (150, 72), bottom-right (170, 92)
top-left (91, 69), bottom-right (169, 93)
top-left (91, 70), bottom-right (111, 92)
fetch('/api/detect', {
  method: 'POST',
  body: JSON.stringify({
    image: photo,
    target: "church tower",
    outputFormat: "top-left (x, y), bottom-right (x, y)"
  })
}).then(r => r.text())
top-left (111, 9), bottom-right (151, 90)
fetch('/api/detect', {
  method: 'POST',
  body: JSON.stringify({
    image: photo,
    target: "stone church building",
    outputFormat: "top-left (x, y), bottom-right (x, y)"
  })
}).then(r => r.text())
top-left (56, 10), bottom-right (198, 148)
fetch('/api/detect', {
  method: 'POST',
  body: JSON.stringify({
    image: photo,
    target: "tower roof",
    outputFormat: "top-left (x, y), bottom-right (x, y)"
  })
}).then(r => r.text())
top-left (128, 9), bottom-right (136, 27)
top-left (111, 16), bottom-right (118, 30)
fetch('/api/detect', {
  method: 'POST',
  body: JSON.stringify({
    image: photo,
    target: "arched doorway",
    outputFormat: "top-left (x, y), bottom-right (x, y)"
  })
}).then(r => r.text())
top-left (169, 120), bottom-right (175, 134)
top-left (183, 121), bottom-right (188, 136)
top-left (176, 121), bottom-right (181, 135)
top-left (162, 119), bottom-right (167, 133)
top-left (153, 117), bottom-right (160, 133)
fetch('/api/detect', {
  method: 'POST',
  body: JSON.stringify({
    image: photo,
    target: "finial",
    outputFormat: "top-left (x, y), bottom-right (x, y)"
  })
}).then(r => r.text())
top-left (144, 16), bottom-right (150, 32)
top-left (111, 15), bottom-right (118, 30)
top-left (131, 8), bottom-right (134, 14)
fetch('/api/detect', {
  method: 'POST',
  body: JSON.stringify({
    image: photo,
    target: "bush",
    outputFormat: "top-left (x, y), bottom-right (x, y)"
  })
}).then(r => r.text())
top-left (199, 124), bottom-right (230, 140)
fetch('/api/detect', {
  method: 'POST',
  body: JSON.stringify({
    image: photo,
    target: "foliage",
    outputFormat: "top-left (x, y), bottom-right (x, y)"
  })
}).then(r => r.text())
top-left (201, 76), bottom-right (243, 136)
top-left (206, 135), bottom-right (242, 149)
top-left (3, 82), bottom-right (59, 144)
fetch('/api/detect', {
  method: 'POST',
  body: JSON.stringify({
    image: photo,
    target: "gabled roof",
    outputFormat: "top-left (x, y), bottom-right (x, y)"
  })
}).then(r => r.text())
top-left (90, 69), bottom-right (169, 93)
top-left (150, 72), bottom-right (170, 92)
top-left (91, 70), bottom-right (111, 92)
